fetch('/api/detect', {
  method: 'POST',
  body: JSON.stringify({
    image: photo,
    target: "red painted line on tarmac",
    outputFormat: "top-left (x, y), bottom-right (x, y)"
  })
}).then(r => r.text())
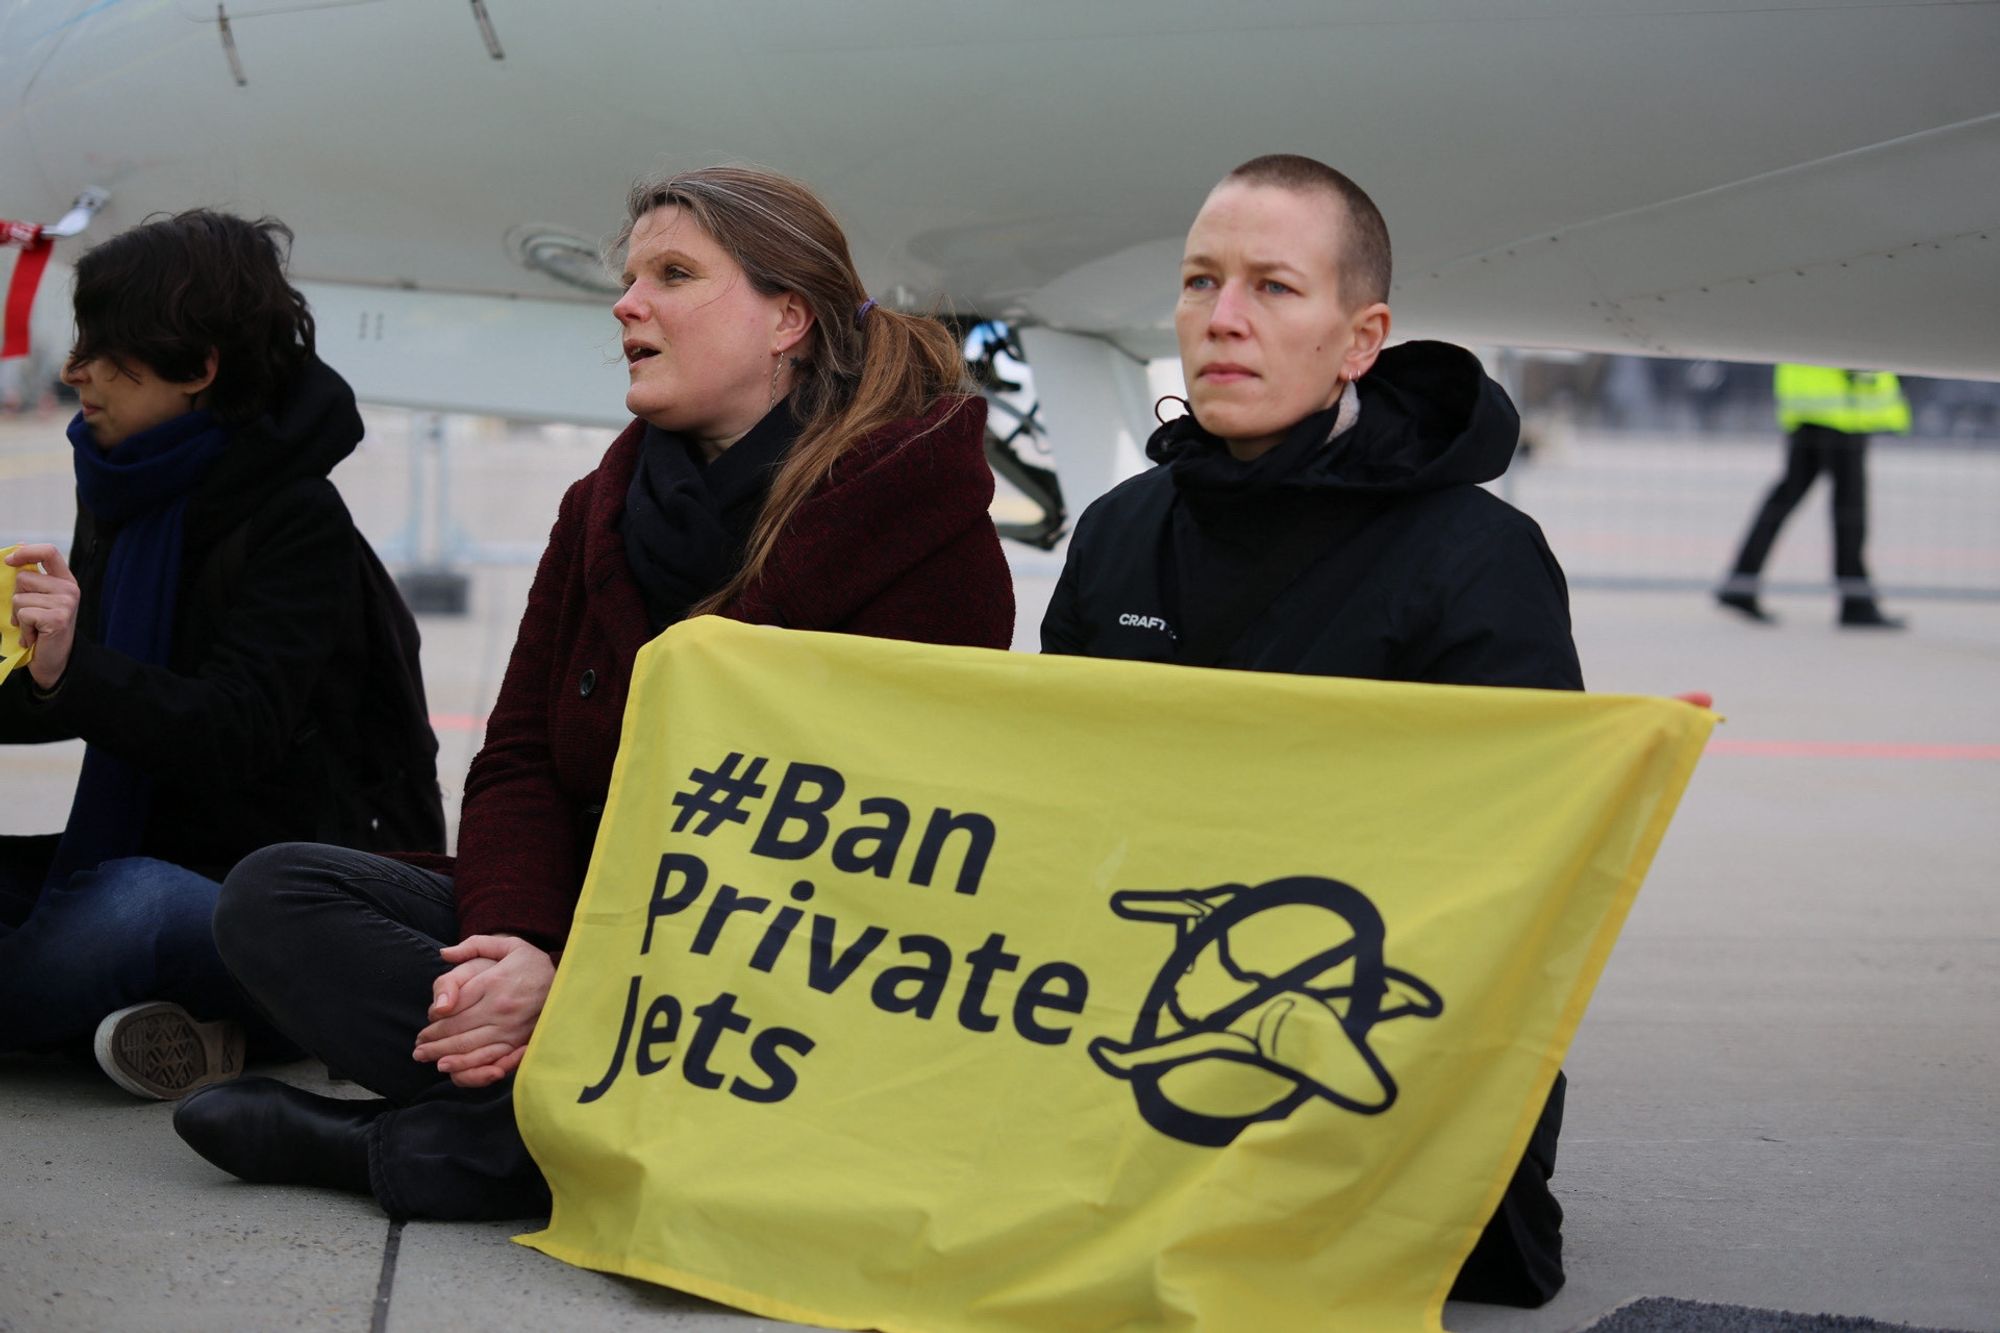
top-left (1708, 738), bottom-right (2000, 761)
top-left (428, 711), bottom-right (1997, 761)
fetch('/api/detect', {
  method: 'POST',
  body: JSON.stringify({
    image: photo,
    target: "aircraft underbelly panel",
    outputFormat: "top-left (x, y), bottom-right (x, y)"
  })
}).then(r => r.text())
top-left (2, 0), bottom-right (1997, 391)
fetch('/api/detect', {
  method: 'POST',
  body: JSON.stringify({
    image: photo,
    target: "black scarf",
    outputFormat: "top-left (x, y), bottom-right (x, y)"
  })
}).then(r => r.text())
top-left (1153, 383), bottom-right (1360, 507)
top-left (621, 403), bottom-right (797, 631)
top-left (1152, 389), bottom-right (1362, 658)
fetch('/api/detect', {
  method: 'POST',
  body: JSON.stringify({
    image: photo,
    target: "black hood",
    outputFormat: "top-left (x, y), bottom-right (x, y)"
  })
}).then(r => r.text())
top-left (187, 355), bottom-right (364, 543)
top-left (1147, 340), bottom-right (1520, 499)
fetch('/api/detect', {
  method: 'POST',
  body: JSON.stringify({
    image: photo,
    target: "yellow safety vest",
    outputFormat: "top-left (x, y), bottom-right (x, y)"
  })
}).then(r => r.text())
top-left (1774, 364), bottom-right (1911, 435)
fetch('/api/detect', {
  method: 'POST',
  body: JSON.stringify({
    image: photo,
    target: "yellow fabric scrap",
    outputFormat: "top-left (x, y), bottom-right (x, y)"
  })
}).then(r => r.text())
top-left (0, 546), bottom-right (36, 687)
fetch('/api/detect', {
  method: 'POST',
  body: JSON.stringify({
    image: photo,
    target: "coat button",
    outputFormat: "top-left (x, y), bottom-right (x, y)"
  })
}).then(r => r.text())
top-left (579, 669), bottom-right (597, 698)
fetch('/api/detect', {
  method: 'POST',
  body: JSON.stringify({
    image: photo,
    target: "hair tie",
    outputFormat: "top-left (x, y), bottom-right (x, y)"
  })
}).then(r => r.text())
top-left (853, 298), bottom-right (877, 329)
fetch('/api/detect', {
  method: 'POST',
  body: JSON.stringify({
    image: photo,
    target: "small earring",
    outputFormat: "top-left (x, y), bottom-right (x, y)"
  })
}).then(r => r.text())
top-left (769, 353), bottom-right (783, 408)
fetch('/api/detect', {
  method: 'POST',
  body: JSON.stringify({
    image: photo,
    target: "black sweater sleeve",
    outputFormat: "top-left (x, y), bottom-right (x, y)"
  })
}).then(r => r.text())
top-left (1040, 497), bottom-right (1109, 656)
top-left (1412, 513), bottom-right (1584, 692)
top-left (1040, 549), bottom-right (1089, 655)
top-left (42, 480), bottom-right (361, 778)
top-left (0, 673), bottom-right (78, 744)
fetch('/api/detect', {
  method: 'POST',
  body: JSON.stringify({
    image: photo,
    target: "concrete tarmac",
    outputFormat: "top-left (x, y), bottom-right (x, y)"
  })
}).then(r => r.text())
top-left (2, 409), bottom-right (1995, 1332)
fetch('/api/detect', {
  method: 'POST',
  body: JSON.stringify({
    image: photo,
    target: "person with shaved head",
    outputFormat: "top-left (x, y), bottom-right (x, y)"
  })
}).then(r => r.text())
top-left (1043, 154), bottom-right (1581, 1306)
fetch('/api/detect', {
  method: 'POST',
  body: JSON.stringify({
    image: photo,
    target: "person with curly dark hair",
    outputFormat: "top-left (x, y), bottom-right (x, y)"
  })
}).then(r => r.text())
top-left (0, 209), bottom-right (436, 1098)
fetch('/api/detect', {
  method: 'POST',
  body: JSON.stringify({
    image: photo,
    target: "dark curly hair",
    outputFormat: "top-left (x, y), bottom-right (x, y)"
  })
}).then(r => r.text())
top-left (68, 209), bottom-right (316, 423)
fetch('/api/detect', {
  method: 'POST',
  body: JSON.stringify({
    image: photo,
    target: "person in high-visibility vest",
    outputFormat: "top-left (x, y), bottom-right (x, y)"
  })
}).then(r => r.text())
top-left (1717, 364), bottom-right (1908, 628)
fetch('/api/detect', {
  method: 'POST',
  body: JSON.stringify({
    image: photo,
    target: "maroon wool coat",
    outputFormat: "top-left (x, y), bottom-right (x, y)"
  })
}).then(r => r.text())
top-left (441, 394), bottom-right (1013, 948)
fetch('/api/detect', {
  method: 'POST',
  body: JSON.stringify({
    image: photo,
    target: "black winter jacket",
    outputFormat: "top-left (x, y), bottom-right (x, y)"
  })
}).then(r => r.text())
top-left (1042, 340), bottom-right (1582, 692)
top-left (0, 358), bottom-right (373, 879)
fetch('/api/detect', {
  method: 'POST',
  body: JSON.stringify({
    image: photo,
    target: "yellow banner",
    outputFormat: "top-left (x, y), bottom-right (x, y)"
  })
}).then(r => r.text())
top-left (515, 618), bottom-right (1713, 1332)
top-left (0, 546), bottom-right (34, 687)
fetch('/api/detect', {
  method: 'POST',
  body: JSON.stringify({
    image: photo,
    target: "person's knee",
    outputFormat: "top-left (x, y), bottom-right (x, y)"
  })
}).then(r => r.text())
top-left (215, 842), bottom-right (332, 977)
top-left (72, 858), bottom-right (217, 939)
top-left (0, 859), bottom-right (220, 1022)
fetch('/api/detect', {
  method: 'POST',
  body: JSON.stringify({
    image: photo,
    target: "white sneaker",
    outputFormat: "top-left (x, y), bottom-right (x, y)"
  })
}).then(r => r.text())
top-left (93, 1002), bottom-right (245, 1100)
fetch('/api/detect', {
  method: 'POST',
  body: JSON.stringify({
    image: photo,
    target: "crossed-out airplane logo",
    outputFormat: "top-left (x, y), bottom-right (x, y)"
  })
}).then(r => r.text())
top-left (1090, 876), bottom-right (1443, 1148)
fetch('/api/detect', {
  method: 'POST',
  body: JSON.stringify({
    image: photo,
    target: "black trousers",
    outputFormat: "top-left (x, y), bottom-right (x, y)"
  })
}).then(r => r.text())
top-left (1450, 1072), bottom-right (1566, 1306)
top-left (214, 842), bottom-right (549, 1221)
top-left (1729, 424), bottom-right (1873, 592)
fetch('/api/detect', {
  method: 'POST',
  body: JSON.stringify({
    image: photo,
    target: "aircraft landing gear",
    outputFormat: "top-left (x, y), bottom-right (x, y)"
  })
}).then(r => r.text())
top-left (968, 323), bottom-right (1067, 550)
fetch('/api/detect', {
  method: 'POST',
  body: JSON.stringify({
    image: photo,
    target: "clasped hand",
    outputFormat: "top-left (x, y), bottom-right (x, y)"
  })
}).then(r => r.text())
top-left (414, 934), bottom-right (555, 1088)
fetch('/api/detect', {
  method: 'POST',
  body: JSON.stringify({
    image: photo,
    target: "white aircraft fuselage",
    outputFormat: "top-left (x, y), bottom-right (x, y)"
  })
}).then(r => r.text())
top-left (4, 0), bottom-right (1998, 499)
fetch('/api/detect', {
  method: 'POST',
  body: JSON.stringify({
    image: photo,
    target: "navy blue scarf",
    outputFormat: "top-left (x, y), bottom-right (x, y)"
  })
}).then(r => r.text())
top-left (47, 410), bottom-right (230, 887)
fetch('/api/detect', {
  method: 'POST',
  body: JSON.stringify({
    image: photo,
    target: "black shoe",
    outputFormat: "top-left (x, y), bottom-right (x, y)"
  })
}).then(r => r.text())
top-left (1715, 589), bottom-right (1775, 624)
top-left (1839, 600), bottom-right (1907, 630)
top-left (174, 1076), bottom-right (384, 1195)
